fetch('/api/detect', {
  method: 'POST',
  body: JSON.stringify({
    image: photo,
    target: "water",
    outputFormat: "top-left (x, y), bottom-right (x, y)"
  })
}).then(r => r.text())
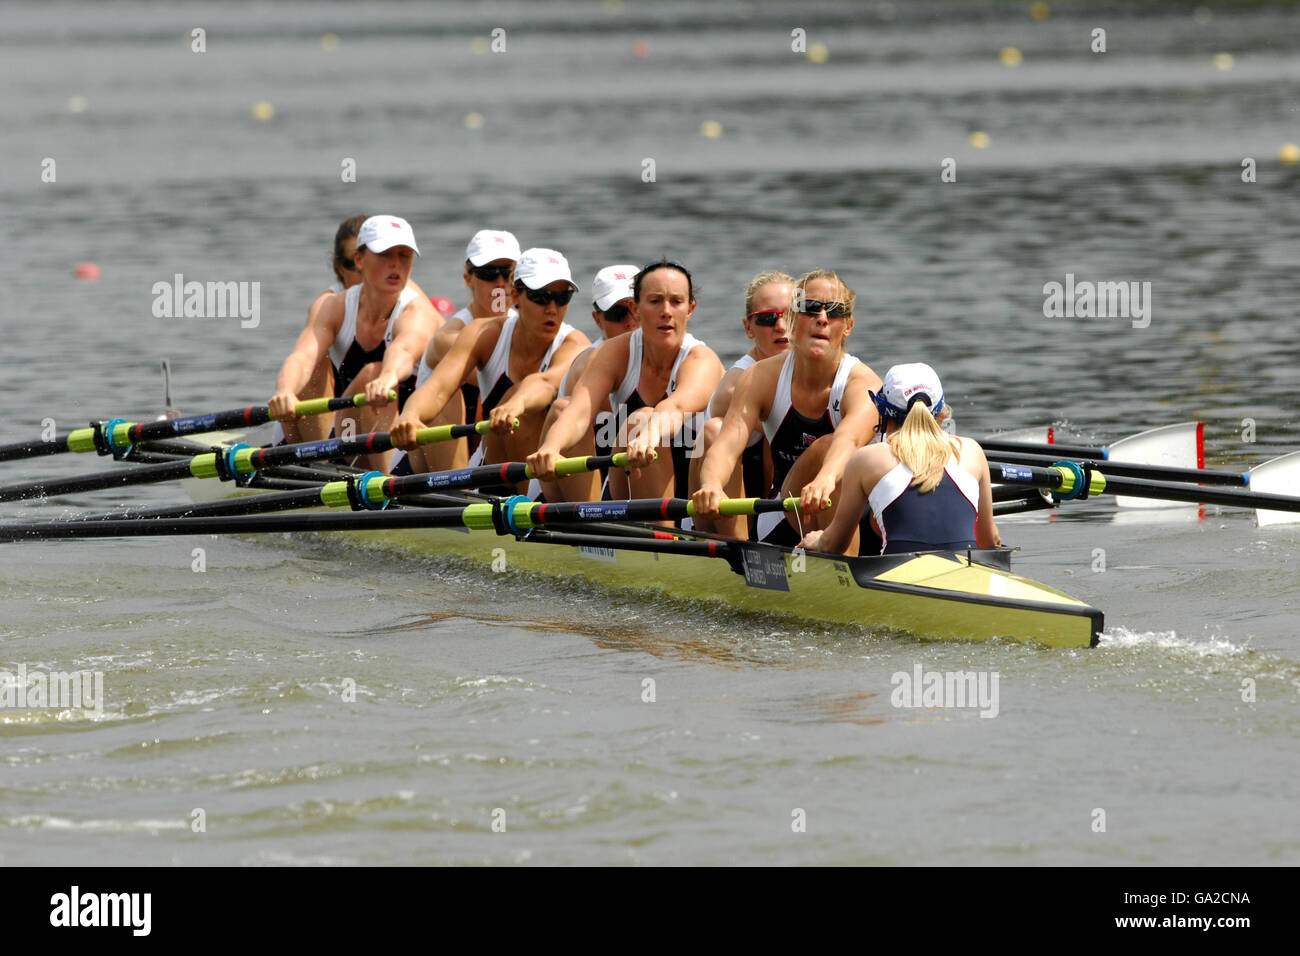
top-left (1, 0), bottom-right (1298, 866)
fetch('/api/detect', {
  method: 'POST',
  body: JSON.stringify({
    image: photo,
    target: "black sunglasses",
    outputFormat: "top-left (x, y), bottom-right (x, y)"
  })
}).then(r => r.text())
top-left (521, 287), bottom-right (574, 307)
top-left (797, 299), bottom-right (851, 319)
top-left (603, 302), bottom-right (635, 323)
top-left (469, 264), bottom-right (513, 282)
top-left (747, 309), bottom-right (786, 327)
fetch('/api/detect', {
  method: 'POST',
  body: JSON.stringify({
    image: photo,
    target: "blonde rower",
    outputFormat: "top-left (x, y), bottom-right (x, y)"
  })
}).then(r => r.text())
top-left (799, 363), bottom-right (1000, 556)
top-left (692, 269), bottom-right (881, 546)
top-left (687, 270), bottom-right (794, 537)
top-left (528, 259), bottom-right (724, 516)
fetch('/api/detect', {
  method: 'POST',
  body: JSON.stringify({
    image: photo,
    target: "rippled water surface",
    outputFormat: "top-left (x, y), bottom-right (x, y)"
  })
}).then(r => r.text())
top-left (2, 0), bottom-right (1299, 866)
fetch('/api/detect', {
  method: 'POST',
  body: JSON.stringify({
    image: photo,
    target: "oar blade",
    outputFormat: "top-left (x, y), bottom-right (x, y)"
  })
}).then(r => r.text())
top-left (1249, 451), bottom-right (1300, 526)
top-left (1108, 421), bottom-right (1202, 509)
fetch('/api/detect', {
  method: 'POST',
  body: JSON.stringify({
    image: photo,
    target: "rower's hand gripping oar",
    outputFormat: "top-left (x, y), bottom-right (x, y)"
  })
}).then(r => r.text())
top-left (0, 392), bottom-right (396, 464)
top-left (0, 417), bottom-right (511, 504)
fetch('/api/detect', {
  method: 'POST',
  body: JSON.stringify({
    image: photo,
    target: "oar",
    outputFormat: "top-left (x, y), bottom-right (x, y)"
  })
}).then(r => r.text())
top-left (988, 460), bottom-right (1300, 516)
top-left (0, 496), bottom-right (797, 543)
top-left (987, 450), bottom-right (1248, 487)
top-left (0, 393), bottom-right (395, 463)
top-left (0, 420), bottom-right (502, 504)
top-left (980, 421), bottom-right (1202, 466)
top-left (82, 453), bottom-right (638, 520)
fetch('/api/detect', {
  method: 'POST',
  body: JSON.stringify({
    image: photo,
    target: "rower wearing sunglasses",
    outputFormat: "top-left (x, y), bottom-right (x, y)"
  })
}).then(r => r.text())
top-left (270, 215), bottom-right (443, 471)
top-left (687, 270), bottom-right (794, 538)
top-left (405, 229), bottom-right (522, 474)
top-left (538, 264), bottom-right (641, 503)
top-left (692, 269), bottom-right (882, 547)
top-left (798, 363), bottom-right (1000, 556)
top-left (529, 259), bottom-right (724, 518)
top-left (391, 248), bottom-right (590, 489)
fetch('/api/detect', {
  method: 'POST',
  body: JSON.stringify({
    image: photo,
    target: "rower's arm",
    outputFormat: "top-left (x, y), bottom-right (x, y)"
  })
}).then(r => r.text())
top-left (529, 338), bottom-right (623, 478)
top-left (696, 364), bottom-right (765, 495)
top-left (968, 439), bottom-right (1002, 548)
top-left (807, 446), bottom-right (882, 555)
top-left (799, 368), bottom-right (882, 514)
top-left (270, 295), bottom-right (343, 418)
top-left (390, 319), bottom-right (488, 448)
top-left (652, 346), bottom-right (724, 422)
top-left (366, 299), bottom-right (443, 406)
top-left (489, 331), bottom-right (593, 432)
top-left (706, 365), bottom-right (745, 420)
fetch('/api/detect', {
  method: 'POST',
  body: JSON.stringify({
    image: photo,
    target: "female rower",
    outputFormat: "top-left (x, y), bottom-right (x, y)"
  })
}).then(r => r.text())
top-left (799, 363), bottom-right (1000, 556)
top-left (691, 269), bottom-right (881, 546)
top-left (528, 259), bottom-right (724, 517)
top-left (269, 216), bottom-right (441, 470)
top-left (405, 229), bottom-right (522, 473)
top-left (687, 270), bottom-right (794, 537)
top-left (390, 248), bottom-right (590, 488)
top-left (538, 263), bottom-right (640, 502)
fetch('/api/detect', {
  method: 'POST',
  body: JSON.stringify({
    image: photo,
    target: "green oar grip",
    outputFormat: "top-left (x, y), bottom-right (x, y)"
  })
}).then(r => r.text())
top-left (293, 391), bottom-right (396, 417)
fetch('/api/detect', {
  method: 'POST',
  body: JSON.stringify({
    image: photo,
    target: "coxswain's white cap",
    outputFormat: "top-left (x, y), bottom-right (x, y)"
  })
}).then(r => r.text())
top-left (874, 362), bottom-right (945, 423)
top-left (592, 264), bottom-right (639, 311)
top-left (357, 216), bottom-right (420, 255)
top-left (514, 248), bottom-right (578, 291)
top-left (466, 229), bottom-right (521, 266)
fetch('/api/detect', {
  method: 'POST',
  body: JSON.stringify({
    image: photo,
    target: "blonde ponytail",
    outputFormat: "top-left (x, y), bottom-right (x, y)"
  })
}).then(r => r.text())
top-left (887, 401), bottom-right (953, 493)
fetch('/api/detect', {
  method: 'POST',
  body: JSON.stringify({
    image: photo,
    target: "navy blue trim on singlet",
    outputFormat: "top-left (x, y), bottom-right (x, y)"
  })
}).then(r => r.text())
top-left (480, 375), bottom-right (512, 421)
top-left (333, 341), bottom-right (417, 410)
top-left (767, 406), bottom-right (833, 497)
top-left (624, 388), bottom-right (690, 500)
top-left (879, 472), bottom-right (977, 555)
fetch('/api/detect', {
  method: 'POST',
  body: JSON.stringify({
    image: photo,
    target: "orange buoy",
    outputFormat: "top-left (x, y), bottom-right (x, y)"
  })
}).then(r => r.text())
top-left (74, 262), bottom-right (101, 280)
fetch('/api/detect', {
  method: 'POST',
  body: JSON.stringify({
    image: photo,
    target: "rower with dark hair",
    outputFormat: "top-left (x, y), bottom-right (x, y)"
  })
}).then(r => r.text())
top-left (528, 259), bottom-right (724, 518)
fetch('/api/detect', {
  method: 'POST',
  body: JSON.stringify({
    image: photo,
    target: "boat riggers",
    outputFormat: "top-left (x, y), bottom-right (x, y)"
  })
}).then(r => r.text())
top-left (0, 392), bottom-right (395, 463)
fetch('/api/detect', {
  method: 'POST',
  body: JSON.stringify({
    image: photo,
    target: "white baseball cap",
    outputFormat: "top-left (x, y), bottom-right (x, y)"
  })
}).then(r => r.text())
top-left (357, 215), bottom-right (420, 255)
top-left (466, 229), bottom-right (521, 267)
top-left (591, 264), bottom-right (639, 312)
top-left (873, 362), bottom-right (945, 423)
top-left (514, 248), bottom-right (578, 291)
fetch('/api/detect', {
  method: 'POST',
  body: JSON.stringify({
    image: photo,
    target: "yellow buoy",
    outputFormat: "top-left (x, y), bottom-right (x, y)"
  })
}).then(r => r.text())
top-left (1279, 143), bottom-right (1300, 165)
top-left (67, 95), bottom-right (88, 114)
top-left (464, 112), bottom-right (485, 130)
top-left (251, 101), bottom-right (275, 121)
top-left (701, 120), bottom-right (723, 139)
top-left (1000, 47), bottom-right (1023, 67)
top-left (968, 131), bottom-right (991, 149)
top-left (1029, 2), bottom-right (1050, 21)
top-left (321, 33), bottom-right (340, 52)
top-left (1213, 52), bottom-right (1234, 71)
top-left (807, 43), bottom-right (829, 64)
top-left (471, 36), bottom-right (490, 56)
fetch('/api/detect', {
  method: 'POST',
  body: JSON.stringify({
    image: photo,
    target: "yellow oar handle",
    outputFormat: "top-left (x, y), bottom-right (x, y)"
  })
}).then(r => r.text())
top-left (686, 496), bottom-right (800, 517)
top-left (293, 391), bottom-right (396, 417)
top-left (413, 419), bottom-right (513, 445)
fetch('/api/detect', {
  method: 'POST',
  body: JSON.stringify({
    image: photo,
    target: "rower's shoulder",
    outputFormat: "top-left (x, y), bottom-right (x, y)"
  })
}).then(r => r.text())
top-left (846, 358), bottom-right (883, 388)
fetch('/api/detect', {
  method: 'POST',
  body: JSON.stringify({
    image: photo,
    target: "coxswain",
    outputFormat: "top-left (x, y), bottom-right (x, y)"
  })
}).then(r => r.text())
top-left (799, 363), bottom-right (1000, 555)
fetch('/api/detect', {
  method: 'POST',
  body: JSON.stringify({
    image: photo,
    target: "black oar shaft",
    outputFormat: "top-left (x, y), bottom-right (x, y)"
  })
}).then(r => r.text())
top-left (980, 438), bottom-right (1106, 458)
top-left (989, 461), bottom-right (1300, 513)
top-left (989, 450), bottom-right (1247, 487)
